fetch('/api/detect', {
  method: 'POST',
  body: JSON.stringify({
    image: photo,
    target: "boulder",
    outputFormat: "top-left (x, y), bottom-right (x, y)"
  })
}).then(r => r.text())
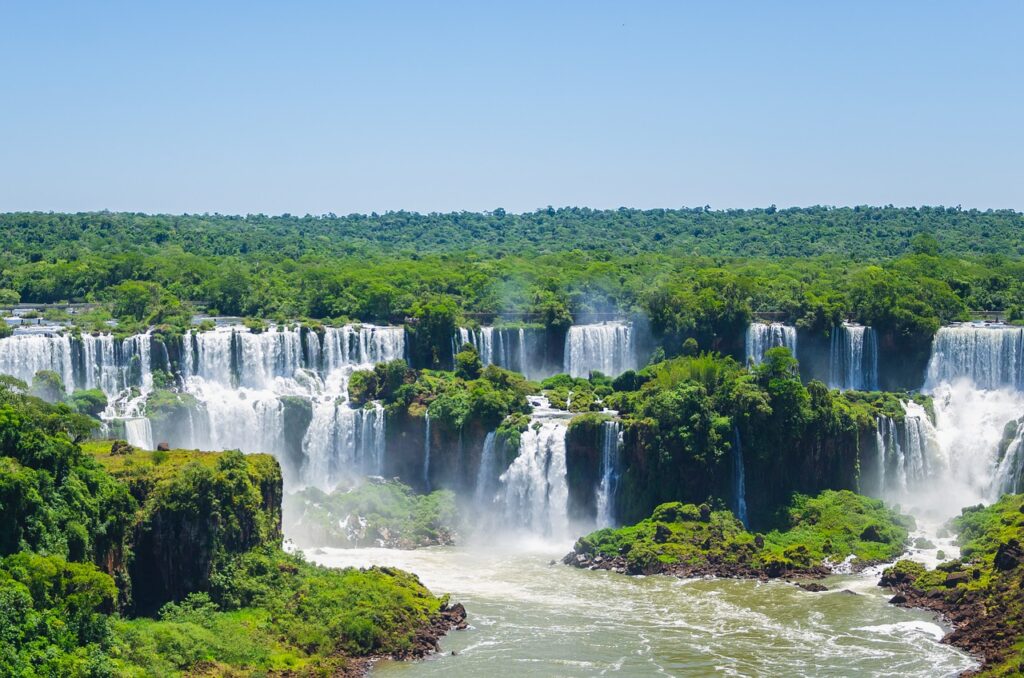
top-left (994, 539), bottom-right (1022, 571)
top-left (944, 571), bottom-right (970, 587)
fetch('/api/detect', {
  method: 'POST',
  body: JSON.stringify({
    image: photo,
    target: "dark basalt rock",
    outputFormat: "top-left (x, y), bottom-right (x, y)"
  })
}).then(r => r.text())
top-left (993, 539), bottom-right (1022, 571)
top-left (798, 582), bottom-right (828, 592)
top-left (944, 571), bottom-right (970, 587)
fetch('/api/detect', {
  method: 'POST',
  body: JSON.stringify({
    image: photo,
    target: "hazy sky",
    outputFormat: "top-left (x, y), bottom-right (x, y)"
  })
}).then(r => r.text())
top-left (1, 1), bottom-right (1021, 214)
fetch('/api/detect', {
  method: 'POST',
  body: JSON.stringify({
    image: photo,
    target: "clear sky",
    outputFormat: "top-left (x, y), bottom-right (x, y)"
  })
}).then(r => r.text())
top-left (1, 1), bottom-right (1021, 214)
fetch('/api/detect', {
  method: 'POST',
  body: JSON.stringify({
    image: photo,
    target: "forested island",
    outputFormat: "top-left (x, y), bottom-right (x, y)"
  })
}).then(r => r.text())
top-left (1, 207), bottom-right (1023, 676)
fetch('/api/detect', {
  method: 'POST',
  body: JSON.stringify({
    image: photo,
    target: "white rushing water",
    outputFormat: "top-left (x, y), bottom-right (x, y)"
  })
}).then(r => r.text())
top-left (0, 323), bottom-right (404, 488)
top-left (454, 327), bottom-right (534, 378)
top-left (179, 324), bottom-right (403, 487)
top-left (308, 543), bottom-right (974, 677)
top-left (828, 324), bottom-right (878, 391)
top-left (499, 396), bottom-right (573, 539)
top-left (744, 322), bottom-right (797, 366)
top-left (564, 321), bottom-right (636, 378)
top-left (925, 324), bottom-right (1024, 391)
top-left (731, 427), bottom-right (749, 528)
top-left (594, 420), bottom-right (622, 528)
top-left (473, 431), bottom-right (499, 509)
top-left (868, 323), bottom-right (1024, 522)
top-left (423, 411), bottom-right (432, 491)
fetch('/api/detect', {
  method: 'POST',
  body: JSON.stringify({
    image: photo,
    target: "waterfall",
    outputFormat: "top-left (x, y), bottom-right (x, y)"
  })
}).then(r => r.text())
top-left (871, 404), bottom-right (939, 498)
top-left (176, 324), bottom-right (403, 482)
top-left (0, 333), bottom-right (74, 393)
top-left (453, 326), bottom-right (549, 379)
top-left (731, 427), bottom-right (748, 527)
top-left (0, 322), bottom-right (406, 488)
top-left (594, 420), bottom-right (622, 528)
top-left (299, 402), bottom-right (386, 489)
top-left (499, 396), bottom-right (572, 538)
top-left (828, 324), bottom-right (878, 390)
top-left (925, 324), bottom-right (1024, 391)
top-left (874, 417), bottom-right (888, 496)
top-left (473, 432), bottom-right (499, 508)
top-left (563, 321), bottom-right (635, 378)
top-left (125, 417), bottom-right (154, 450)
top-left (423, 411), bottom-right (432, 491)
top-left (994, 422), bottom-right (1024, 496)
top-left (874, 380), bottom-right (1024, 519)
top-left (745, 323), bottom-right (797, 366)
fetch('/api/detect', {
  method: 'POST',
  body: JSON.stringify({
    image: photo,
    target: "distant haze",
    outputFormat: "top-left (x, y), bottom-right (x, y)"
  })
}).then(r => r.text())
top-left (1, 2), bottom-right (1021, 214)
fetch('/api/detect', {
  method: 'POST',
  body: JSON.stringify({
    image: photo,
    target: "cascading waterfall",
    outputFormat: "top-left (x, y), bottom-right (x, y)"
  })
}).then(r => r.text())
top-left (828, 324), bottom-right (878, 391)
top-left (125, 417), bottom-right (154, 450)
top-left (563, 321), bottom-right (635, 378)
top-left (0, 332), bottom-right (75, 390)
top-left (422, 411), bottom-right (432, 491)
top-left (925, 324), bottom-right (1024, 391)
top-left (499, 396), bottom-right (572, 538)
top-left (453, 326), bottom-right (545, 379)
top-left (594, 420), bottom-right (622, 528)
top-left (745, 323), bottom-right (797, 366)
top-left (300, 402), bottom-right (386, 488)
top-left (994, 421), bottom-right (1024, 495)
top-left (731, 427), bottom-right (748, 527)
top-left (910, 324), bottom-right (1024, 513)
top-left (871, 403), bottom-right (940, 500)
top-left (0, 323), bottom-right (405, 484)
top-left (874, 417), bottom-right (889, 497)
top-left (473, 432), bottom-right (499, 508)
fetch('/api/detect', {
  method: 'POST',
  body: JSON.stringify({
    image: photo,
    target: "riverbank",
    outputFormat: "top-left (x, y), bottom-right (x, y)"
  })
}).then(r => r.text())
top-left (879, 495), bottom-right (1024, 676)
top-left (308, 541), bottom-right (974, 677)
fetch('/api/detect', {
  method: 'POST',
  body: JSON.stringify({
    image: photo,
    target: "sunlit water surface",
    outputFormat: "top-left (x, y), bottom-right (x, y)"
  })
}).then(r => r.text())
top-left (306, 538), bottom-right (975, 677)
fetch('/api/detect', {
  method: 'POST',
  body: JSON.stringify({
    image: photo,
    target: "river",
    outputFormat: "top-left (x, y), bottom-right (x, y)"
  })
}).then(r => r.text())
top-left (306, 536), bottom-right (975, 677)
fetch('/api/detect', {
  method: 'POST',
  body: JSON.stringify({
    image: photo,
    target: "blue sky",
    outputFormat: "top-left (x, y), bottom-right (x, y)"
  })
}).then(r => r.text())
top-left (1, 1), bottom-right (1020, 214)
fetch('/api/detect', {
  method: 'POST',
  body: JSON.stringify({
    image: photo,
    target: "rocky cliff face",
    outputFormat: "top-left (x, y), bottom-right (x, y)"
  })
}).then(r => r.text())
top-left (95, 447), bottom-right (282, 615)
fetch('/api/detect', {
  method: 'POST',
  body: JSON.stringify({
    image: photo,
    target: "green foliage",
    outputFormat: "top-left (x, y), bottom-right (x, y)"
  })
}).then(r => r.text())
top-left (454, 343), bottom-right (483, 380)
top-left (0, 389), bottom-right (453, 675)
top-left (30, 369), bottom-right (65, 402)
top-left (67, 389), bottom-right (108, 418)
top-left (285, 480), bottom-right (460, 549)
top-left (575, 490), bottom-right (910, 576)
top-left (760, 490), bottom-right (913, 566)
top-left (0, 554), bottom-right (119, 676)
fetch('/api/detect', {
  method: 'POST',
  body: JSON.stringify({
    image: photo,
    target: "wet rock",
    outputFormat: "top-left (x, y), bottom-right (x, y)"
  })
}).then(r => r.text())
top-left (993, 539), bottom-right (1022, 571)
top-left (110, 439), bottom-right (134, 455)
top-left (653, 524), bottom-right (671, 544)
top-left (156, 442), bottom-right (170, 451)
top-left (798, 582), bottom-right (828, 592)
top-left (859, 524), bottom-right (883, 542)
top-left (944, 571), bottom-right (970, 587)
top-left (889, 593), bottom-right (907, 604)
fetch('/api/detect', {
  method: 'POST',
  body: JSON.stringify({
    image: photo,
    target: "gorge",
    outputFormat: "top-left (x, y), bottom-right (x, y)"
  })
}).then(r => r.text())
top-left (3, 281), bottom-right (1024, 675)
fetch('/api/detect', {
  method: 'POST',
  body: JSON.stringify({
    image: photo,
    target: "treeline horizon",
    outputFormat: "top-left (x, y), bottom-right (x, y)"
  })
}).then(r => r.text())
top-left (2, 205), bottom-right (1023, 259)
top-left (3, 206), bottom-right (1024, 366)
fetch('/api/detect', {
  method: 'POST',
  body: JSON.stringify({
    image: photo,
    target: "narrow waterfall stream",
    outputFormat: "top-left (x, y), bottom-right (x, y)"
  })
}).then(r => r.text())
top-left (731, 427), bottom-right (749, 527)
top-left (422, 412), bottom-right (432, 491)
top-left (594, 420), bottom-right (622, 528)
